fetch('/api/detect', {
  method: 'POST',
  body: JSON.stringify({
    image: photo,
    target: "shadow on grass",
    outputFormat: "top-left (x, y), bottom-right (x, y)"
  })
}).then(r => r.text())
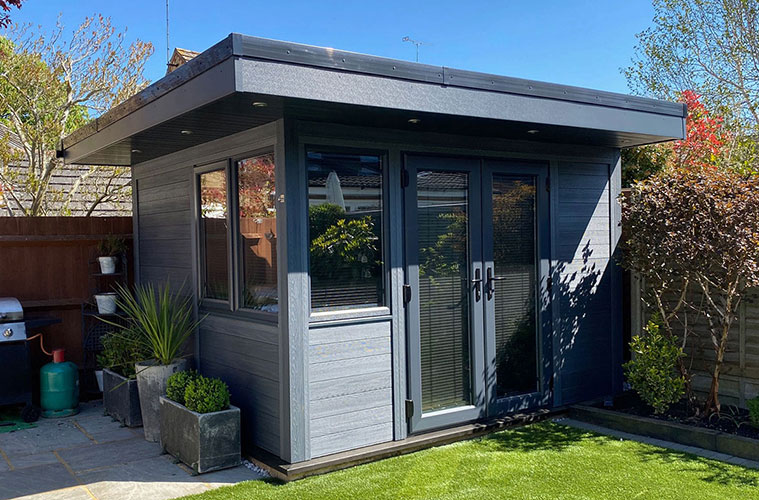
top-left (633, 445), bottom-right (759, 488)
top-left (476, 422), bottom-right (607, 453)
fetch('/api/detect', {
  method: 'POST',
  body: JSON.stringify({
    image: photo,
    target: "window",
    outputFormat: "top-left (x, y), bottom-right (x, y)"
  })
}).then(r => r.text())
top-left (307, 150), bottom-right (384, 311)
top-left (237, 153), bottom-right (278, 312)
top-left (199, 168), bottom-right (229, 301)
top-left (197, 151), bottom-right (278, 318)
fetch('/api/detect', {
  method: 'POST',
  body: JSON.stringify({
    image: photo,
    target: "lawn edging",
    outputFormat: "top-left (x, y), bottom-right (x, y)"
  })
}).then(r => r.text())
top-left (570, 405), bottom-right (759, 462)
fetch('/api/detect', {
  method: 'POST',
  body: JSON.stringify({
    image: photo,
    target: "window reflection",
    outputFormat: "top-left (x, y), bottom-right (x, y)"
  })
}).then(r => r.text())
top-left (199, 169), bottom-right (229, 300)
top-left (238, 153), bottom-right (278, 312)
top-left (307, 151), bottom-right (384, 311)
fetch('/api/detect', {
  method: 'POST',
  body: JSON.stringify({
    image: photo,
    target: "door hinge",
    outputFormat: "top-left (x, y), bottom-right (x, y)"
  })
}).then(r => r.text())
top-left (402, 284), bottom-right (412, 304)
top-left (401, 169), bottom-right (410, 188)
top-left (405, 399), bottom-right (414, 419)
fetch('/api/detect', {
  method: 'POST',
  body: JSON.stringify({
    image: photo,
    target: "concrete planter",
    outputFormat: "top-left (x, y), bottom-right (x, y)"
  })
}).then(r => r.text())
top-left (102, 369), bottom-right (142, 428)
top-left (159, 396), bottom-right (241, 474)
top-left (135, 359), bottom-right (188, 442)
top-left (570, 405), bottom-right (759, 462)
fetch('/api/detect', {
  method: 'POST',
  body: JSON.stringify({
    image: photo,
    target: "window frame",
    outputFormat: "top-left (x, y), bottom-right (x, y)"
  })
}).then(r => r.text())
top-left (194, 149), bottom-right (279, 324)
top-left (304, 146), bottom-right (392, 322)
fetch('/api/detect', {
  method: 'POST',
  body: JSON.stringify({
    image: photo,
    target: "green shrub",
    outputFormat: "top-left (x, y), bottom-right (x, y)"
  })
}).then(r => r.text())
top-left (166, 370), bottom-right (199, 406)
top-left (623, 316), bottom-right (685, 414)
top-left (748, 397), bottom-right (759, 427)
top-left (96, 328), bottom-right (152, 378)
top-left (184, 375), bottom-right (231, 414)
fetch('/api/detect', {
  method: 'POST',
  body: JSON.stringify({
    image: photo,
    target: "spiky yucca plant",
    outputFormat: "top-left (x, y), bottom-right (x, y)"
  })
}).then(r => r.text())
top-left (101, 282), bottom-right (203, 366)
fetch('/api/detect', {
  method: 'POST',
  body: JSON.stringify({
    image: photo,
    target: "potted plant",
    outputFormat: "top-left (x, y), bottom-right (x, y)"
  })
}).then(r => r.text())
top-left (94, 292), bottom-right (118, 314)
top-left (160, 371), bottom-right (240, 474)
top-left (97, 236), bottom-right (126, 274)
top-left (102, 282), bottom-right (203, 442)
top-left (97, 329), bottom-right (152, 427)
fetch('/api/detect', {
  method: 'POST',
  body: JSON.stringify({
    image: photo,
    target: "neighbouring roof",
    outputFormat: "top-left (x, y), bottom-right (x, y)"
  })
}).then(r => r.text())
top-left (166, 47), bottom-right (200, 74)
top-left (60, 34), bottom-right (687, 166)
top-left (0, 125), bottom-right (131, 216)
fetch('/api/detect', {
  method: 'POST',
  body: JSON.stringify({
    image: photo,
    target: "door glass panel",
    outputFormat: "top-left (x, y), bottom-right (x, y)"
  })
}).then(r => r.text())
top-left (417, 170), bottom-right (472, 412)
top-left (492, 174), bottom-right (539, 397)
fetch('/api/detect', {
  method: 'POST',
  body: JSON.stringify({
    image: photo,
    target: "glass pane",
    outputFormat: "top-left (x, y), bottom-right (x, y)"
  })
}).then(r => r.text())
top-left (307, 151), bottom-right (383, 311)
top-left (238, 153), bottom-right (278, 312)
top-left (492, 174), bottom-right (539, 397)
top-left (417, 170), bottom-right (472, 412)
top-left (199, 169), bottom-right (229, 300)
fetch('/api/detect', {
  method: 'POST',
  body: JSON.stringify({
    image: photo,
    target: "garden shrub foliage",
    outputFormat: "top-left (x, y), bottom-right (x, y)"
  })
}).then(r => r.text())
top-left (622, 166), bottom-right (759, 415)
top-left (748, 397), bottom-right (759, 427)
top-left (184, 376), bottom-right (231, 414)
top-left (166, 370), bottom-right (199, 406)
top-left (624, 316), bottom-right (686, 414)
top-left (167, 371), bottom-right (231, 414)
top-left (97, 328), bottom-right (151, 378)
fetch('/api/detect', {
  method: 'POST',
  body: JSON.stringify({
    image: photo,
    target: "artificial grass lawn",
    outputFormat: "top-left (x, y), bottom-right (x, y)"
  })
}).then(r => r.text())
top-left (182, 422), bottom-right (759, 500)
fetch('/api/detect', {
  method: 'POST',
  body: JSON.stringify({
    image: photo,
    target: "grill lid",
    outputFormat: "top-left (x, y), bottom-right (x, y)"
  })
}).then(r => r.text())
top-left (0, 297), bottom-right (23, 323)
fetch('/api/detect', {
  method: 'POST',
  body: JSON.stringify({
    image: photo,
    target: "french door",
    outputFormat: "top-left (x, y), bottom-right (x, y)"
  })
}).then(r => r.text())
top-left (404, 155), bottom-right (551, 433)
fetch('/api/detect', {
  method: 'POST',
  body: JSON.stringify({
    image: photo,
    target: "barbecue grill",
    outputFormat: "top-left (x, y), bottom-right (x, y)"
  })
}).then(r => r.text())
top-left (0, 297), bottom-right (61, 422)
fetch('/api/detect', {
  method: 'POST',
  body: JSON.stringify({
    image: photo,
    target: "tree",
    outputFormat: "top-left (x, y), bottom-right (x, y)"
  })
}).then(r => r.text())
top-left (625, 0), bottom-right (759, 172)
top-left (622, 90), bottom-right (731, 186)
top-left (0, 1), bottom-right (23, 28)
top-left (0, 16), bottom-right (153, 216)
top-left (622, 167), bottom-right (759, 415)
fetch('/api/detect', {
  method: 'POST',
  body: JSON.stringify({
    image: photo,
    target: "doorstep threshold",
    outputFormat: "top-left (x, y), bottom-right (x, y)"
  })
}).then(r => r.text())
top-left (248, 408), bottom-right (563, 481)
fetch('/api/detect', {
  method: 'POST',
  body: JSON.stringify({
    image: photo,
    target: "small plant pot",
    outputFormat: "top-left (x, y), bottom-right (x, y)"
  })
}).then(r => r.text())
top-left (98, 256), bottom-right (118, 274)
top-left (159, 396), bottom-right (241, 474)
top-left (135, 359), bottom-right (188, 442)
top-left (94, 370), bottom-right (104, 392)
top-left (103, 368), bottom-right (142, 427)
top-left (94, 293), bottom-right (118, 315)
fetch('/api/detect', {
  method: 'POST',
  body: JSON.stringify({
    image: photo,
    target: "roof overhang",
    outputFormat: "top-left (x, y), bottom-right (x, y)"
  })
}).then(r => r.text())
top-left (60, 34), bottom-right (687, 166)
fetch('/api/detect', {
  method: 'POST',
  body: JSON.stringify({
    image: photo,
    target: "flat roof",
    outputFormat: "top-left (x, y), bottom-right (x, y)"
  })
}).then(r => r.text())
top-left (60, 34), bottom-right (686, 165)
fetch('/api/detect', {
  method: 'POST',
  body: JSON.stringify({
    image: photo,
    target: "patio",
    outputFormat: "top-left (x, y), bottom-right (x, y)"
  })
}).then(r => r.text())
top-left (0, 402), bottom-right (263, 500)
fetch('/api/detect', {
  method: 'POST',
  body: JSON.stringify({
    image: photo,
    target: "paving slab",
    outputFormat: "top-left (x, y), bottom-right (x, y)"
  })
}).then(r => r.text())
top-left (89, 427), bottom-right (139, 444)
top-left (0, 462), bottom-right (79, 500)
top-left (16, 486), bottom-right (93, 500)
top-left (57, 437), bottom-right (162, 472)
top-left (0, 421), bottom-right (91, 455)
top-left (77, 455), bottom-right (211, 500)
top-left (5, 450), bottom-right (59, 470)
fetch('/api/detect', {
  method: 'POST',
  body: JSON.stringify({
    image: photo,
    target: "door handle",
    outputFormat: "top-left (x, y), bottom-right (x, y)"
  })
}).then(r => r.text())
top-left (486, 267), bottom-right (508, 300)
top-left (471, 268), bottom-right (482, 301)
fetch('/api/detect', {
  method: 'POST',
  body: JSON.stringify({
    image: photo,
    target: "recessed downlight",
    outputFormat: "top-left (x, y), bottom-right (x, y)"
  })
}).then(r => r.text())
top-left (252, 101), bottom-right (268, 108)
top-left (526, 129), bottom-right (539, 135)
top-left (131, 149), bottom-right (142, 154)
top-left (180, 129), bottom-right (193, 135)
top-left (408, 118), bottom-right (421, 124)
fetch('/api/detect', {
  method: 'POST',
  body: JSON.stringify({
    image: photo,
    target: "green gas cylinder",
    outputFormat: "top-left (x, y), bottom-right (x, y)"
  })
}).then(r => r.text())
top-left (40, 349), bottom-right (79, 418)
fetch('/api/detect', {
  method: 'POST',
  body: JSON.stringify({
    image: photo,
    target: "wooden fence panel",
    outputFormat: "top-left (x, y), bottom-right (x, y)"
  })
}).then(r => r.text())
top-left (0, 217), bottom-right (133, 374)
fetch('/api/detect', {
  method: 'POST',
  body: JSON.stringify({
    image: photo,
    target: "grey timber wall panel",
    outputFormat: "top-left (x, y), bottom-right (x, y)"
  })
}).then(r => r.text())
top-left (554, 162), bottom-right (614, 405)
top-left (308, 320), bottom-right (394, 458)
top-left (199, 314), bottom-right (280, 455)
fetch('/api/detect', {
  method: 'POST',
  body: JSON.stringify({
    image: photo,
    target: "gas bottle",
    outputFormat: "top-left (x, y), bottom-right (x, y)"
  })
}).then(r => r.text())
top-left (40, 349), bottom-right (79, 418)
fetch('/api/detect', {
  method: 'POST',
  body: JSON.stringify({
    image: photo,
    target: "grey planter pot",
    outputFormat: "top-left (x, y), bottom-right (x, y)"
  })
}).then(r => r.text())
top-left (159, 396), bottom-right (241, 474)
top-left (102, 368), bottom-right (142, 428)
top-left (135, 359), bottom-right (188, 442)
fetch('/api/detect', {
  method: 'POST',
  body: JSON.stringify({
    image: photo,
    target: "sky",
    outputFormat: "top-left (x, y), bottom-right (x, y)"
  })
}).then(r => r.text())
top-left (8, 0), bottom-right (656, 95)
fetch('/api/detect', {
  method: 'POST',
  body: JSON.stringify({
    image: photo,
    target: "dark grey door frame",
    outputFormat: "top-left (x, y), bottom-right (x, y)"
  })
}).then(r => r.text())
top-left (404, 155), bottom-right (552, 435)
top-left (481, 160), bottom-right (552, 416)
top-left (404, 154), bottom-right (486, 433)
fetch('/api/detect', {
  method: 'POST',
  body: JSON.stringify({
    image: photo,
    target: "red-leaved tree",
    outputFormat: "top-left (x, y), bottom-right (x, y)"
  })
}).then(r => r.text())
top-left (0, 1), bottom-right (23, 28)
